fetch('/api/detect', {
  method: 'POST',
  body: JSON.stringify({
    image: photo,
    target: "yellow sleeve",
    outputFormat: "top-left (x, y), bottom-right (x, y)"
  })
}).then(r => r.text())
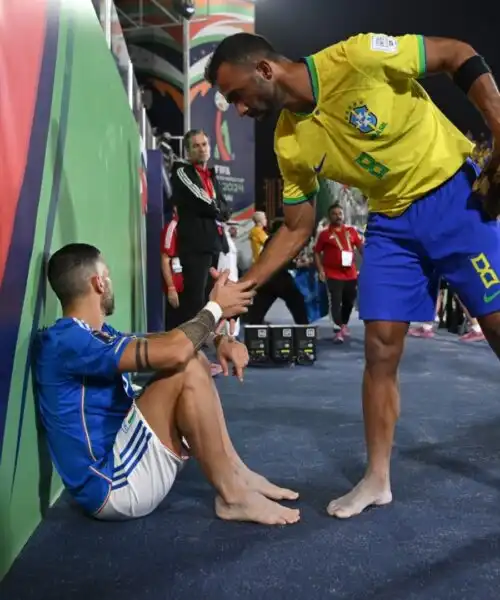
top-left (274, 112), bottom-right (319, 206)
top-left (342, 33), bottom-right (426, 81)
top-left (277, 155), bottom-right (319, 206)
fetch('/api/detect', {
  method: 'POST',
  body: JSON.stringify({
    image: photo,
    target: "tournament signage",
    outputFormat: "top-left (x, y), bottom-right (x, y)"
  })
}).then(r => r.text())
top-left (188, 0), bottom-right (256, 220)
top-left (190, 86), bottom-right (254, 219)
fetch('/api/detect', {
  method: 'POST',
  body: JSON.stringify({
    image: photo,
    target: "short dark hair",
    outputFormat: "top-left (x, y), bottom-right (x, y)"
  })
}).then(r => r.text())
top-left (205, 33), bottom-right (280, 85)
top-left (183, 128), bottom-right (208, 152)
top-left (328, 202), bottom-right (342, 213)
top-left (47, 243), bottom-right (101, 306)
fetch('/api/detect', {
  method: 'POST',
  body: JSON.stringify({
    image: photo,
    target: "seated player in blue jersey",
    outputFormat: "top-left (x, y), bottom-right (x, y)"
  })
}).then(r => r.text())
top-left (34, 243), bottom-right (300, 525)
top-left (205, 32), bottom-right (500, 519)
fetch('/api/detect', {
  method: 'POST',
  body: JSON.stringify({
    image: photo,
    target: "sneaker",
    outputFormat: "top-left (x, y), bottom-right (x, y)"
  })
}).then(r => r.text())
top-left (340, 325), bottom-right (350, 338)
top-left (408, 326), bottom-right (434, 338)
top-left (334, 331), bottom-right (345, 344)
top-left (210, 363), bottom-right (224, 377)
top-left (460, 330), bottom-right (485, 342)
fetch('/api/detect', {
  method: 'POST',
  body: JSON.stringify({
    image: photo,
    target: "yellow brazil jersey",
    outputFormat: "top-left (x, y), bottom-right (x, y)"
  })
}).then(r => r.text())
top-left (275, 33), bottom-right (474, 216)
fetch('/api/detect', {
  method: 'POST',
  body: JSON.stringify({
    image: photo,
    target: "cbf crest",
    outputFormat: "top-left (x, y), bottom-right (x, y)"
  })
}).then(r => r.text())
top-left (345, 103), bottom-right (387, 139)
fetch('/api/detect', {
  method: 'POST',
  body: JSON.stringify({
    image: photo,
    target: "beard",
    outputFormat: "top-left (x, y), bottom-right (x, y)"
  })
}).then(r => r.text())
top-left (101, 290), bottom-right (115, 317)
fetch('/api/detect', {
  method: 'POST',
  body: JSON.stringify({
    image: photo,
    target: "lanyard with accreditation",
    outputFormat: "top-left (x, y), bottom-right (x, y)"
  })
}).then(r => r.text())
top-left (330, 229), bottom-right (354, 268)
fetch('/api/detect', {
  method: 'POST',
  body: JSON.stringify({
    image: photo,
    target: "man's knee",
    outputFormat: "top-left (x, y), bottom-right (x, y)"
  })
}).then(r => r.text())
top-left (365, 321), bottom-right (407, 375)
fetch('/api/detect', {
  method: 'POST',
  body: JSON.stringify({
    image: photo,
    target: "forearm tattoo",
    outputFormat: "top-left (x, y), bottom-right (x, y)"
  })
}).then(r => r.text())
top-left (134, 338), bottom-right (153, 371)
top-left (177, 309), bottom-right (216, 352)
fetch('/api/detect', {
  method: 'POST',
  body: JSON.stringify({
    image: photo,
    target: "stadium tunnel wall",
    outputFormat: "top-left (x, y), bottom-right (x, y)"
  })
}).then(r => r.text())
top-left (0, 0), bottom-right (146, 579)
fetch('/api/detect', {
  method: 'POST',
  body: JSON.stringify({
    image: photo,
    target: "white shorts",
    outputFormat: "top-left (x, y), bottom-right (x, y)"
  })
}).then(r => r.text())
top-left (95, 403), bottom-right (188, 520)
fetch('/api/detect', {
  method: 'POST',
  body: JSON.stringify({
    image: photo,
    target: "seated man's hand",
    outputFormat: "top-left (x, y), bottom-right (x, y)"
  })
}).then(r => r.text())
top-left (215, 336), bottom-right (249, 381)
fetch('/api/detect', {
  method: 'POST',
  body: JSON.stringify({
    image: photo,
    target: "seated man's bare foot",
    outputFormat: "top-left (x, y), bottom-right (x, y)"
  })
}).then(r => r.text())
top-left (242, 469), bottom-right (299, 501)
top-left (215, 491), bottom-right (300, 525)
top-left (327, 476), bottom-right (392, 519)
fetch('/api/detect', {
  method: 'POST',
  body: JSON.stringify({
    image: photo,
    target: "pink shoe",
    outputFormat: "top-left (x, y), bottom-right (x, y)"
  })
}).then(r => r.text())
top-left (340, 325), bottom-right (350, 338)
top-left (334, 331), bottom-right (345, 344)
top-left (408, 326), bottom-right (434, 338)
top-left (210, 363), bottom-right (223, 377)
top-left (460, 330), bottom-right (485, 342)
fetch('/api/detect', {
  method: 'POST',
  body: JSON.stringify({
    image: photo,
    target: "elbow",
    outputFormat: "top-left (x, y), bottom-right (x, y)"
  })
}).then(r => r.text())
top-left (175, 342), bottom-right (194, 367)
top-left (440, 39), bottom-right (476, 74)
top-left (158, 335), bottom-right (195, 370)
top-left (451, 41), bottom-right (476, 72)
top-left (298, 219), bottom-right (314, 244)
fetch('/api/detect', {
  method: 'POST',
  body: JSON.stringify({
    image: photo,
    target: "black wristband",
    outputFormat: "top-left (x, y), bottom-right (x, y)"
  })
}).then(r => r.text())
top-left (453, 55), bottom-right (491, 95)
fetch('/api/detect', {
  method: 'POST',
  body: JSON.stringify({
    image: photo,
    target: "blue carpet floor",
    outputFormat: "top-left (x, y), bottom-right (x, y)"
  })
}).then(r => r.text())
top-left (2, 309), bottom-right (500, 599)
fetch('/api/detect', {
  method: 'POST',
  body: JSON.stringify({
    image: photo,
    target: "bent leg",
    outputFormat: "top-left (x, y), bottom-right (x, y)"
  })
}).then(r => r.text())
top-left (137, 353), bottom-right (300, 525)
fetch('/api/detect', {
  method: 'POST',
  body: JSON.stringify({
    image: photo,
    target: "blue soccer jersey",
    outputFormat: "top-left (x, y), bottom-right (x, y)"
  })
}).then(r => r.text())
top-left (35, 318), bottom-right (135, 514)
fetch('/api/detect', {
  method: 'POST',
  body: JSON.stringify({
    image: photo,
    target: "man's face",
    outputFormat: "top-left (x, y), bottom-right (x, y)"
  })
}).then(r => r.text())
top-left (187, 133), bottom-right (210, 164)
top-left (329, 208), bottom-right (344, 226)
top-left (215, 61), bottom-right (284, 121)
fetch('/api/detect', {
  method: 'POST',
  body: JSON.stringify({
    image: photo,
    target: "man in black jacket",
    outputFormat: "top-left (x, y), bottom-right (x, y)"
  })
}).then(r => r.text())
top-left (172, 129), bottom-right (232, 322)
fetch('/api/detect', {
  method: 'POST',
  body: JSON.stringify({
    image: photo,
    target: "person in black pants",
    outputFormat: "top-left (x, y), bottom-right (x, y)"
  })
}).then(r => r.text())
top-left (325, 278), bottom-right (358, 330)
top-left (247, 220), bottom-right (309, 325)
top-left (171, 129), bottom-right (231, 322)
top-left (314, 203), bottom-right (364, 343)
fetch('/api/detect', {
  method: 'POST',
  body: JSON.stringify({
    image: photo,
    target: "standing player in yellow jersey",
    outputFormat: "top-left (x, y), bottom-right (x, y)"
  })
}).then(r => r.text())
top-left (205, 32), bottom-right (500, 519)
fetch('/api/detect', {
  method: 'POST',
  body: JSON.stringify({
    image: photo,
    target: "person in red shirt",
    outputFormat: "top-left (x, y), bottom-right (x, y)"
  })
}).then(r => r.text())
top-left (314, 203), bottom-right (363, 343)
top-left (161, 207), bottom-right (184, 330)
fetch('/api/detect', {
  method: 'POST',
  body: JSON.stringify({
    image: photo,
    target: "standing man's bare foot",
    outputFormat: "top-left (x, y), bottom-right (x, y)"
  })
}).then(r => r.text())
top-left (327, 475), bottom-right (392, 519)
top-left (241, 468), bottom-right (299, 501)
top-left (215, 491), bottom-right (300, 525)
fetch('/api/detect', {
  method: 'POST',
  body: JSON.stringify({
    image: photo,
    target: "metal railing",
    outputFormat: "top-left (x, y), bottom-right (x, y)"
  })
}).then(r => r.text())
top-left (93, 0), bottom-right (156, 151)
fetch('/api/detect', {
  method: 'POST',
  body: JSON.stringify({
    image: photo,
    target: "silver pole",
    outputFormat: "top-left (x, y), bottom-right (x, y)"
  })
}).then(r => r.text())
top-left (182, 18), bottom-right (191, 136)
top-left (127, 62), bottom-right (134, 109)
top-left (104, 0), bottom-right (112, 47)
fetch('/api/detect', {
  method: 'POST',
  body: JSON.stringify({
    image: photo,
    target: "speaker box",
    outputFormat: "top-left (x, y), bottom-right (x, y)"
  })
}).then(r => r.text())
top-left (244, 325), bottom-right (270, 364)
top-left (269, 325), bottom-right (295, 364)
top-left (294, 325), bottom-right (317, 365)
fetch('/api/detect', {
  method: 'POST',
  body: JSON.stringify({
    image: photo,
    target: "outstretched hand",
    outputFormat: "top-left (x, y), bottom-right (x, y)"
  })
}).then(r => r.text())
top-left (209, 268), bottom-right (250, 333)
top-left (209, 269), bottom-right (256, 319)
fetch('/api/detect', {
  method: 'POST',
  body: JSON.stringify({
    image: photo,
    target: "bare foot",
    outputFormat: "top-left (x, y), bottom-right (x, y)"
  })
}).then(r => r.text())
top-left (215, 491), bottom-right (300, 525)
top-left (242, 469), bottom-right (299, 501)
top-left (327, 476), bottom-right (392, 519)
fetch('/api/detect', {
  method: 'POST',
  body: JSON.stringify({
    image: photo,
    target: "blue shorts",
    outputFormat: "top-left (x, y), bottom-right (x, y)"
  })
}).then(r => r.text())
top-left (359, 161), bottom-right (500, 321)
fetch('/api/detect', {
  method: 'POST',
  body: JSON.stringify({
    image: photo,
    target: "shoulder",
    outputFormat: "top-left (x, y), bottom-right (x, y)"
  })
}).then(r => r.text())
top-left (35, 318), bottom-right (91, 360)
top-left (274, 110), bottom-right (298, 147)
top-left (102, 322), bottom-right (123, 337)
top-left (171, 159), bottom-right (191, 175)
top-left (274, 111), bottom-right (306, 173)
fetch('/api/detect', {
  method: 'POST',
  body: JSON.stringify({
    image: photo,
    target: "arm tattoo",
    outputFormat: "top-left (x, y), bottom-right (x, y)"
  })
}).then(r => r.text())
top-left (142, 339), bottom-right (153, 370)
top-left (177, 309), bottom-right (216, 352)
top-left (135, 338), bottom-right (145, 371)
top-left (134, 338), bottom-right (153, 371)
